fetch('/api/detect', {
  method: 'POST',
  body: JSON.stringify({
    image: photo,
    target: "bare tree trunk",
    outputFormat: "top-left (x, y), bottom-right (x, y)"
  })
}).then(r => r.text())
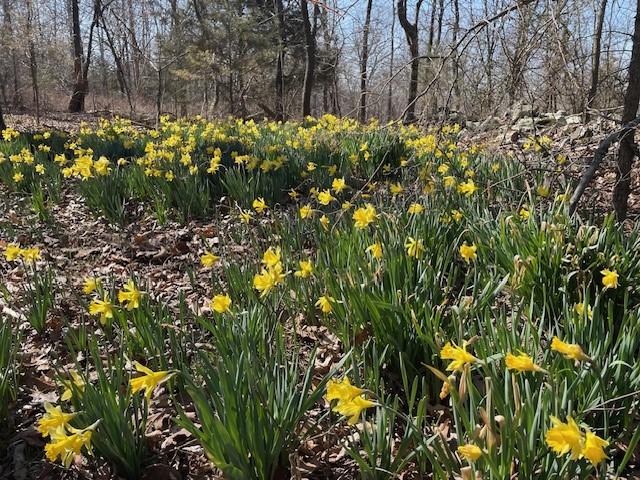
top-left (68, 0), bottom-right (100, 113)
top-left (68, 0), bottom-right (86, 112)
top-left (398, 0), bottom-right (424, 124)
top-left (2, 0), bottom-right (21, 107)
top-left (26, 0), bottom-right (39, 123)
top-left (358, 0), bottom-right (373, 123)
top-left (451, 0), bottom-right (460, 109)
top-left (0, 103), bottom-right (6, 131)
top-left (612, 0), bottom-right (640, 220)
top-left (301, 0), bottom-right (318, 117)
top-left (585, 0), bottom-right (608, 120)
top-left (99, 12), bottom-right (133, 112)
top-left (274, 0), bottom-right (285, 120)
top-left (387, 0), bottom-right (396, 121)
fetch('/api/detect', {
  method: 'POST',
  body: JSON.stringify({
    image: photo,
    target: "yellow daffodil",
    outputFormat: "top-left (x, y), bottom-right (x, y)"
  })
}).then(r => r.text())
top-left (210, 294), bottom-right (232, 313)
top-left (89, 295), bottom-right (114, 326)
top-left (317, 189), bottom-right (336, 205)
top-left (458, 180), bottom-right (478, 196)
top-left (252, 197), bottom-right (268, 213)
top-left (332, 177), bottom-right (346, 193)
top-left (574, 303), bottom-right (593, 319)
top-left (334, 395), bottom-right (375, 425)
top-left (551, 336), bottom-right (590, 362)
top-left (582, 430), bottom-right (608, 466)
top-left (37, 403), bottom-right (76, 438)
top-left (457, 444), bottom-right (482, 462)
top-left (440, 341), bottom-right (477, 371)
top-left (326, 377), bottom-right (365, 403)
top-left (405, 237), bottom-right (424, 258)
top-left (390, 182), bottom-right (404, 195)
top-left (60, 370), bottom-right (85, 401)
top-left (262, 247), bottom-right (281, 268)
top-left (505, 352), bottom-right (546, 373)
top-left (315, 295), bottom-right (334, 314)
top-left (253, 262), bottom-right (286, 297)
top-left (300, 204), bottom-right (314, 219)
top-left (294, 260), bottom-right (314, 278)
top-left (352, 204), bottom-right (377, 229)
top-left (320, 214), bottom-right (330, 231)
top-left (117, 279), bottom-right (142, 310)
top-left (545, 416), bottom-right (583, 459)
top-left (600, 269), bottom-right (619, 289)
top-left (82, 277), bottom-right (100, 295)
top-left (201, 251), bottom-right (220, 267)
top-left (4, 244), bottom-right (21, 261)
top-left (45, 425), bottom-right (95, 468)
top-left (459, 242), bottom-right (477, 263)
top-left (20, 247), bottom-right (41, 263)
top-left (130, 362), bottom-right (173, 400)
top-left (366, 242), bottom-right (383, 259)
top-left (239, 209), bottom-right (253, 223)
top-left (408, 203), bottom-right (424, 215)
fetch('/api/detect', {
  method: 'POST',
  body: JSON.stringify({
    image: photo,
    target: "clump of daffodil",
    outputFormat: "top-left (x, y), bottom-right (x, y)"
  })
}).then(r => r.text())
top-left (253, 247), bottom-right (287, 297)
top-left (326, 377), bottom-right (375, 425)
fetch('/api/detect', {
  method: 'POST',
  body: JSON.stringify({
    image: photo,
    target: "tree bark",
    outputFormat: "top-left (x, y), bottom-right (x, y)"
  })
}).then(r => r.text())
top-left (585, 0), bottom-right (608, 120)
top-left (387, 0), bottom-right (396, 121)
top-left (274, 0), bottom-right (286, 120)
top-left (25, 0), bottom-right (39, 123)
top-left (612, 0), bottom-right (640, 220)
top-left (68, 0), bottom-right (100, 113)
top-left (358, 0), bottom-right (374, 123)
top-left (397, 0), bottom-right (424, 124)
top-left (301, 0), bottom-right (318, 117)
top-left (68, 0), bottom-right (86, 112)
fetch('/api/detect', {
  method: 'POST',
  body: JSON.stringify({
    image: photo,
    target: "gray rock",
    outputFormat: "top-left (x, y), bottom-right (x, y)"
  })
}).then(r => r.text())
top-left (511, 102), bottom-right (538, 121)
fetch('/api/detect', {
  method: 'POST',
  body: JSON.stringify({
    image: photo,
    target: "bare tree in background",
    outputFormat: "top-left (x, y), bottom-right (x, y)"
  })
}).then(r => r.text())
top-left (398, 0), bottom-right (424, 123)
top-left (585, 0), bottom-right (608, 120)
top-left (68, 0), bottom-right (101, 113)
top-left (301, 0), bottom-right (319, 117)
top-left (612, 0), bottom-right (640, 220)
top-left (358, 0), bottom-right (373, 123)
